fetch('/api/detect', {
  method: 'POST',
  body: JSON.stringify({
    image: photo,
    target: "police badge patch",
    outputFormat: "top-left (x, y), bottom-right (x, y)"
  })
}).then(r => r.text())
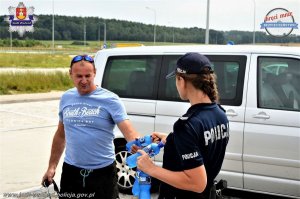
top-left (5, 2), bottom-right (38, 37)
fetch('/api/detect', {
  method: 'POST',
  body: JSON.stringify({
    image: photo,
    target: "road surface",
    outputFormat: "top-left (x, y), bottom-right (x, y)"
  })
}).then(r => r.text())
top-left (0, 93), bottom-right (288, 199)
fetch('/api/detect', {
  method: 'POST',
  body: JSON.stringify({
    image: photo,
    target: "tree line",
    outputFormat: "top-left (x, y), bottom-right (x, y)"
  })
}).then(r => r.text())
top-left (0, 15), bottom-right (299, 44)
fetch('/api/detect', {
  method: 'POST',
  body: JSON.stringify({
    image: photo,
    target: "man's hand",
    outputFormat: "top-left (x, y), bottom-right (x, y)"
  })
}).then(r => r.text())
top-left (130, 144), bottom-right (141, 154)
top-left (41, 167), bottom-right (55, 186)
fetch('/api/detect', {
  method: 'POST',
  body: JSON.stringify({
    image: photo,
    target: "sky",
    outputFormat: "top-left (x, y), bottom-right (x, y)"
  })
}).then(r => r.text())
top-left (1, 0), bottom-right (300, 35)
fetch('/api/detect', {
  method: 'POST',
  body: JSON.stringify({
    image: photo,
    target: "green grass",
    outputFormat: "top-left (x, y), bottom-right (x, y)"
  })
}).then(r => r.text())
top-left (0, 40), bottom-right (192, 68)
top-left (0, 53), bottom-right (72, 68)
top-left (0, 71), bottom-right (73, 94)
top-left (0, 40), bottom-right (192, 94)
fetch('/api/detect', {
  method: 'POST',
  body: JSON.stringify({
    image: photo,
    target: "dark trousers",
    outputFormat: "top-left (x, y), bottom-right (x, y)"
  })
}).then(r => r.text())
top-left (59, 162), bottom-right (119, 199)
top-left (158, 183), bottom-right (208, 199)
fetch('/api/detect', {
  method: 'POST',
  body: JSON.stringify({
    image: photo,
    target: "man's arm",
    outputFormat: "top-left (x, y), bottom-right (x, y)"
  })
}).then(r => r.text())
top-left (117, 119), bottom-right (140, 142)
top-left (42, 121), bottom-right (66, 183)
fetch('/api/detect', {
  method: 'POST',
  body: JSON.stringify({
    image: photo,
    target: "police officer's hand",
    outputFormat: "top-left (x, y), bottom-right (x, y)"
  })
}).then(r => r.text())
top-left (151, 132), bottom-right (167, 144)
top-left (137, 150), bottom-right (155, 174)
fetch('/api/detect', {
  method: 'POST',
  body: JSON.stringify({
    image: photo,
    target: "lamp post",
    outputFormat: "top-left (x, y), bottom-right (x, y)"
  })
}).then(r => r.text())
top-left (103, 22), bottom-right (106, 47)
top-left (98, 24), bottom-right (101, 43)
top-left (253, 0), bottom-right (256, 44)
top-left (205, 0), bottom-right (210, 44)
top-left (146, 6), bottom-right (156, 45)
top-left (168, 21), bottom-right (174, 43)
top-left (10, 31), bottom-right (12, 51)
top-left (83, 18), bottom-right (86, 48)
top-left (172, 27), bottom-right (174, 43)
top-left (99, 22), bottom-right (106, 48)
top-left (52, 0), bottom-right (54, 53)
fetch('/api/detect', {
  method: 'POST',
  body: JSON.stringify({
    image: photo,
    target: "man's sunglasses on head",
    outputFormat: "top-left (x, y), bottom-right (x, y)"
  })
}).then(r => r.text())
top-left (71, 55), bottom-right (94, 64)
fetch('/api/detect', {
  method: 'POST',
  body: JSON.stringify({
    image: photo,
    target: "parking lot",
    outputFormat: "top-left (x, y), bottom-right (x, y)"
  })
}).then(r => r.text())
top-left (0, 93), bottom-right (290, 199)
top-left (0, 93), bottom-right (156, 199)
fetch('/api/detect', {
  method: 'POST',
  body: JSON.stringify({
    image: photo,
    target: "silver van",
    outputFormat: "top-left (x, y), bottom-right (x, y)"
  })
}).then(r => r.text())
top-left (94, 45), bottom-right (300, 198)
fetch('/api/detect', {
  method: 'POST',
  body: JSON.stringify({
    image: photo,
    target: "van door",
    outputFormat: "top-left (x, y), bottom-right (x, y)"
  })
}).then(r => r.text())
top-left (101, 55), bottom-right (162, 135)
top-left (244, 54), bottom-right (300, 198)
top-left (155, 54), bottom-right (248, 189)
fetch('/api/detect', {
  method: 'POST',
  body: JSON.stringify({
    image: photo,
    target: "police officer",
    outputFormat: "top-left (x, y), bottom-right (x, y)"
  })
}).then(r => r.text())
top-left (137, 52), bottom-right (229, 199)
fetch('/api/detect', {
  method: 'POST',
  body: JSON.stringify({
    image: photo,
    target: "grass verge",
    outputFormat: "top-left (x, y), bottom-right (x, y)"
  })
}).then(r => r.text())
top-left (0, 71), bottom-right (73, 95)
top-left (0, 53), bottom-right (72, 68)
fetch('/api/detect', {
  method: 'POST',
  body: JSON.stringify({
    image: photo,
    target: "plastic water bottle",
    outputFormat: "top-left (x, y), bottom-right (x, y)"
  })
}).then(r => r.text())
top-left (126, 141), bottom-right (165, 168)
top-left (126, 135), bottom-right (152, 152)
top-left (138, 170), bottom-right (151, 199)
top-left (132, 174), bottom-right (140, 197)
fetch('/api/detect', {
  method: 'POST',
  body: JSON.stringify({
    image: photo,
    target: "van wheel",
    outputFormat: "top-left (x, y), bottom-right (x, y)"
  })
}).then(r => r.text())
top-left (115, 145), bottom-right (136, 194)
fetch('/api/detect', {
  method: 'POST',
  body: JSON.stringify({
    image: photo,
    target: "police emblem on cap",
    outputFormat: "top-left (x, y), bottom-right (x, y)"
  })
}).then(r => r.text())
top-left (166, 52), bottom-right (213, 79)
top-left (177, 68), bottom-right (187, 74)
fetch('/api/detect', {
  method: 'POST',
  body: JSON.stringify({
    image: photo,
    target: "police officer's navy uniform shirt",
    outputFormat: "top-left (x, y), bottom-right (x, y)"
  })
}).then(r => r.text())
top-left (159, 102), bottom-right (229, 199)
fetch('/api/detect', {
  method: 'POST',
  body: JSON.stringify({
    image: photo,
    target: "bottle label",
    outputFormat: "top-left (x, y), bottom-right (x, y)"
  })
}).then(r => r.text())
top-left (139, 176), bottom-right (151, 185)
top-left (158, 142), bottom-right (165, 148)
top-left (139, 137), bottom-right (148, 147)
top-left (143, 145), bottom-right (153, 156)
top-left (139, 137), bottom-right (145, 143)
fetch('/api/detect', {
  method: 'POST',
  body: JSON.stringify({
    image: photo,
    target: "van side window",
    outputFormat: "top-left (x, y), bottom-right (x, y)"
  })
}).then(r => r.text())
top-left (160, 55), bottom-right (246, 106)
top-left (165, 57), bottom-right (181, 100)
top-left (258, 57), bottom-right (300, 111)
top-left (102, 56), bottom-right (160, 99)
top-left (214, 62), bottom-right (239, 100)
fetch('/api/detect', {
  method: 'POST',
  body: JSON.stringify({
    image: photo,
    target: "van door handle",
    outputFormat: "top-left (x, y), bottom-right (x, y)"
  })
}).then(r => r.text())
top-left (253, 112), bottom-right (270, 119)
top-left (226, 109), bottom-right (238, 117)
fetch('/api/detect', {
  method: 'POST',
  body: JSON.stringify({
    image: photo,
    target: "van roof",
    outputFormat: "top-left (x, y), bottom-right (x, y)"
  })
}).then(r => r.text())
top-left (97, 45), bottom-right (300, 56)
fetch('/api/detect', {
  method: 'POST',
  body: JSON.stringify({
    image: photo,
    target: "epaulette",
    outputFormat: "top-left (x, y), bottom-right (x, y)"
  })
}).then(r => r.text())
top-left (218, 104), bottom-right (226, 113)
top-left (179, 116), bottom-right (189, 120)
top-left (179, 109), bottom-right (197, 121)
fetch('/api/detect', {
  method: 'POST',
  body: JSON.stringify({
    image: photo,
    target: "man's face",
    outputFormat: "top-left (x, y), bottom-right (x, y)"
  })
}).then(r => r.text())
top-left (69, 61), bottom-right (96, 95)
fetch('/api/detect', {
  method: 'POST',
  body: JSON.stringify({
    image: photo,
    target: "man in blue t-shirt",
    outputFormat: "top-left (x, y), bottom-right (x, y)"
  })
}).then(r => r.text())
top-left (42, 55), bottom-right (140, 199)
top-left (137, 53), bottom-right (229, 199)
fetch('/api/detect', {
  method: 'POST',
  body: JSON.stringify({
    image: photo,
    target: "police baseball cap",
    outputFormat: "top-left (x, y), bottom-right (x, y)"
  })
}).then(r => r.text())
top-left (166, 52), bottom-right (213, 79)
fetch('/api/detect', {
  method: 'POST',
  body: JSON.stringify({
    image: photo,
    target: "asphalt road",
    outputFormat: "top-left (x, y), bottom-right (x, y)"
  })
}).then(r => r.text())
top-left (0, 95), bottom-right (290, 199)
top-left (0, 95), bottom-right (154, 199)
